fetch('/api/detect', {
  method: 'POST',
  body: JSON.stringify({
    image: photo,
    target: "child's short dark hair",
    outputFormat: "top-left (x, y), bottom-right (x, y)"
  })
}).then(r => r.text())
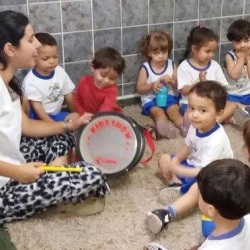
top-left (227, 19), bottom-right (250, 42)
top-left (140, 31), bottom-right (173, 60)
top-left (92, 47), bottom-right (125, 75)
top-left (35, 32), bottom-right (57, 46)
top-left (189, 81), bottom-right (227, 112)
top-left (197, 159), bottom-right (250, 219)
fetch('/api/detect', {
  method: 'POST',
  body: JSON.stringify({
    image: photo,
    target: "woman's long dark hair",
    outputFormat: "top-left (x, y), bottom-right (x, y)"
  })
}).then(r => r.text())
top-left (0, 11), bottom-right (30, 101)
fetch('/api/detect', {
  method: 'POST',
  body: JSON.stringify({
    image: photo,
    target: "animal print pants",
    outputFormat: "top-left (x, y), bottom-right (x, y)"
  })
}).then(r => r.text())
top-left (0, 134), bottom-right (109, 224)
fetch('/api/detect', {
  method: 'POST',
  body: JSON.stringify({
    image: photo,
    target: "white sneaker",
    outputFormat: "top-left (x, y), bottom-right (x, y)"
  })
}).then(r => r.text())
top-left (144, 242), bottom-right (168, 250)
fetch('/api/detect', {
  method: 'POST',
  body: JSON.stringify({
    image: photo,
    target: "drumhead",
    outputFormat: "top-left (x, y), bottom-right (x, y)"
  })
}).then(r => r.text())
top-left (76, 112), bottom-right (145, 177)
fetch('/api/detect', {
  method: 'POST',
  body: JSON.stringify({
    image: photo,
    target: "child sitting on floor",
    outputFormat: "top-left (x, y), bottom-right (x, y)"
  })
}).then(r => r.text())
top-left (224, 19), bottom-right (250, 128)
top-left (178, 25), bottom-right (237, 127)
top-left (23, 32), bottom-right (78, 122)
top-left (146, 80), bottom-right (233, 234)
top-left (137, 31), bottom-right (183, 139)
top-left (74, 47), bottom-right (125, 115)
top-left (144, 158), bottom-right (250, 250)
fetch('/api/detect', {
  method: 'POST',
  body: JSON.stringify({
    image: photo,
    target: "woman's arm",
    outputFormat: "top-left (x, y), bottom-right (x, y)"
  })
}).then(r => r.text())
top-left (21, 109), bottom-right (92, 137)
top-left (0, 160), bottom-right (44, 184)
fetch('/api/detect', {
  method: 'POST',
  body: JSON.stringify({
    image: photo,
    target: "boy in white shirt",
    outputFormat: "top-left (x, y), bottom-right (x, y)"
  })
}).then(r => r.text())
top-left (23, 32), bottom-right (78, 122)
top-left (144, 158), bottom-right (250, 250)
top-left (146, 81), bottom-right (233, 234)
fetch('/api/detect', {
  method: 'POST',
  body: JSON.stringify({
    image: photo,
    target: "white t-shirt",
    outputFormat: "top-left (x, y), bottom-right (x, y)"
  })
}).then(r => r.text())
top-left (199, 214), bottom-right (250, 250)
top-left (178, 59), bottom-right (228, 105)
top-left (0, 77), bottom-right (25, 188)
top-left (224, 50), bottom-right (250, 96)
top-left (185, 123), bottom-right (233, 168)
top-left (23, 66), bottom-right (75, 115)
top-left (140, 59), bottom-right (179, 107)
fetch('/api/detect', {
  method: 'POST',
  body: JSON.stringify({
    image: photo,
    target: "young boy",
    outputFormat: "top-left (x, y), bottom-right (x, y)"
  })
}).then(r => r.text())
top-left (144, 159), bottom-right (250, 250)
top-left (146, 81), bottom-right (233, 234)
top-left (23, 32), bottom-right (78, 122)
top-left (225, 19), bottom-right (250, 127)
top-left (74, 47), bottom-right (125, 115)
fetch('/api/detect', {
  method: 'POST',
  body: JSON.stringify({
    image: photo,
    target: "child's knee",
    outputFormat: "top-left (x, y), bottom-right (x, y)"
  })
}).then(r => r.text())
top-left (150, 107), bottom-right (166, 120)
top-left (158, 154), bottom-right (171, 171)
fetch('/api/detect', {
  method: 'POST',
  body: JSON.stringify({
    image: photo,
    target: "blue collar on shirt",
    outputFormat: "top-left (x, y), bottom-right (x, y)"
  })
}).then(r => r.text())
top-left (187, 59), bottom-right (211, 72)
top-left (196, 122), bottom-right (220, 138)
top-left (148, 60), bottom-right (168, 75)
top-left (32, 68), bottom-right (55, 80)
top-left (207, 218), bottom-right (245, 240)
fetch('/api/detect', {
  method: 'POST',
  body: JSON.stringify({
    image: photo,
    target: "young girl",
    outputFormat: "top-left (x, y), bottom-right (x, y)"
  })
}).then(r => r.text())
top-left (137, 31), bottom-right (184, 139)
top-left (0, 10), bottom-right (108, 224)
top-left (224, 19), bottom-right (250, 128)
top-left (178, 25), bottom-right (237, 124)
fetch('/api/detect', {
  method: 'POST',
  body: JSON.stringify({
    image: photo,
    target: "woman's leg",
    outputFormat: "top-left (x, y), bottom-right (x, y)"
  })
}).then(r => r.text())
top-left (20, 133), bottom-right (75, 165)
top-left (0, 161), bottom-right (109, 224)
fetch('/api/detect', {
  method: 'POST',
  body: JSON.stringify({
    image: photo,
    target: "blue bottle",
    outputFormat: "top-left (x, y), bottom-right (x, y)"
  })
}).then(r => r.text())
top-left (156, 85), bottom-right (168, 107)
top-left (201, 215), bottom-right (215, 237)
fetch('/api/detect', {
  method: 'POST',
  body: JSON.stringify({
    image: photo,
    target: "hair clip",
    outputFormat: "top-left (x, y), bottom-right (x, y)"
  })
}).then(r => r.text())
top-left (199, 24), bottom-right (205, 29)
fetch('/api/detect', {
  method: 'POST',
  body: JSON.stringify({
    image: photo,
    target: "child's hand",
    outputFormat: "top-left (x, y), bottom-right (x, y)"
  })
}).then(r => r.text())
top-left (236, 47), bottom-right (247, 60)
top-left (66, 113), bottom-right (93, 131)
top-left (160, 74), bottom-right (175, 88)
top-left (246, 47), bottom-right (250, 61)
top-left (160, 74), bottom-right (172, 84)
top-left (151, 80), bottom-right (163, 93)
top-left (170, 75), bottom-right (177, 86)
top-left (199, 71), bottom-right (207, 82)
top-left (79, 112), bottom-right (93, 125)
top-left (16, 162), bottom-right (45, 184)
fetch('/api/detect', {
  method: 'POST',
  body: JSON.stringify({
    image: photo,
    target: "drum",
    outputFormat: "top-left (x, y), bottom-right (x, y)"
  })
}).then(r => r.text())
top-left (76, 112), bottom-right (151, 177)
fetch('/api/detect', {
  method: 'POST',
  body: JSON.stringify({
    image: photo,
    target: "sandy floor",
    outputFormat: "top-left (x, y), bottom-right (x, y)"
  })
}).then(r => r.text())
top-left (7, 105), bottom-right (246, 250)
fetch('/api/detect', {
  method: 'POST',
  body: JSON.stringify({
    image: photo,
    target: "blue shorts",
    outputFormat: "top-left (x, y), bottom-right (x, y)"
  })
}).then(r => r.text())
top-left (180, 104), bottom-right (188, 116)
top-left (176, 159), bottom-right (197, 194)
top-left (227, 93), bottom-right (250, 105)
top-left (142, 95), bottom-right (180, 116)
top-left (29, 107), bottom-right (69, 122)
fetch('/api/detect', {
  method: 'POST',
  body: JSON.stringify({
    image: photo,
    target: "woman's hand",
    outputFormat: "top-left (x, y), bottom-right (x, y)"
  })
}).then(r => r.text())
top-left (14, 162), bottom-right (45, 184)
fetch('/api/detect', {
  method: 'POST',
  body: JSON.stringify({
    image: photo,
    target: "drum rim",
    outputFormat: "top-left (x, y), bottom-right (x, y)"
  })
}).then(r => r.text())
top-left (76, 112), bottom-right (145, 177)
